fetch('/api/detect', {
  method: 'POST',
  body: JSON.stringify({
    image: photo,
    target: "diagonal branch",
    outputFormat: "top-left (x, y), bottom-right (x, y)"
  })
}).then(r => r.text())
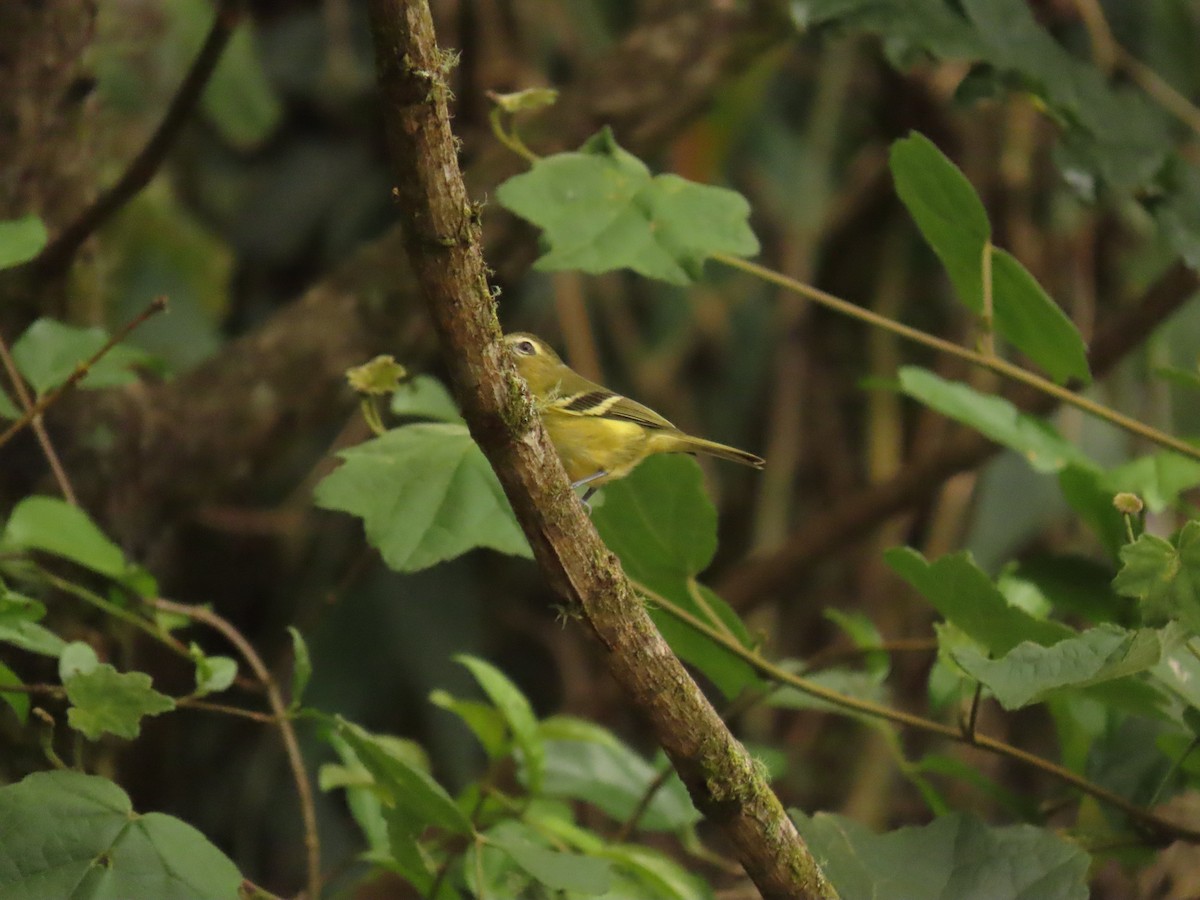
top-left (29, 0), bottom-right (243, 277)
top-left (364, 2), bottom-right (836, 897)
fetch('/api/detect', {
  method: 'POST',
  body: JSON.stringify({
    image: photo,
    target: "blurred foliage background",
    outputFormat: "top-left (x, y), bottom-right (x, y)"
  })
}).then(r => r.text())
top-left (5, 0), bottom-right (1200, 896)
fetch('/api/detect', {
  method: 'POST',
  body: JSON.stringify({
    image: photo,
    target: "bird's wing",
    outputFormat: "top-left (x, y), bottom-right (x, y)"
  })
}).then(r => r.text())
top-left (545, 387), bottom-right (676, 431)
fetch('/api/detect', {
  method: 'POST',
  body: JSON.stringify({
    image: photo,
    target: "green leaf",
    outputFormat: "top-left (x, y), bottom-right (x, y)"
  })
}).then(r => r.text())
top-left (64, 663), bottom-right (175, 740)
top-left (188, 644), bottom-right (237, 697)
top-left (319, 734), bottom-right (392, 857)
top-left (591, 455), bottom-right (760, 697)
top-left (913, 753), bottom-right (1041, 822)
top-left (0, 587), bottom-right (66, 657)
top-left (429, 690), bottom-right (509, 760)
top-left (456, 655), bottom-right (545, 794)
top-left (791, 811), bottom-right (1089, 900)
top-left (886, 547), bottom-right (1072, 654)
top-left (999, 555), bottom-right (1127, 626)
top-left (1102, 451), bottom-right (1200, 514)
top-left (496, 127), bottom-right (758, 285)
top-left (769, 665), bottom-right (889, 716)
top-left (898, 368), bottom-right (1090, 473)
top-left (600, 844), bottom-right (712, 900)
top-left (1114, 522), bottom-right (1200, 633)
top-left (488, 830), bottom-right (613, 895)
top-left (0, 770), bottom-right (242, 899)
top-left (989, 249), bottom-right (1090, 385)
top-left (167, 0), bottom-right (281, 150)
top-left (390, 374), bottom-right (463, 423)
top-left (287, 626), bottom-right (311, 710)
top-left (203, 20), bottom-right (283, 150)
top-left (312, 423), bottom-right (531, 572)
top-left (889, 135), bottom-right (1088, 384)
top-left (0, 385), bottom-right (17, 419)
top-left (539, 729), bottom-right (699, 831)
top-left (0, 215), bottom-right (48, 270)
top-left (59, 641), bottom-right (100, 680)
top-left (5, 495), bottom-right (128, 578)
top-left (890, 132), bottom-right (990, 312)
top-left (1057, 465), bottom-right (1127, 561)
top-left (11, 318), bottom-right (152, 395)
top-left (951, 624), bottom-right (1167, 710)
top-left (334, 718), bottom-right (473, 836)
top-left (0, 659), bottom-right (29, 724)
top-left (1155, 363), bottom-right (1200, 393)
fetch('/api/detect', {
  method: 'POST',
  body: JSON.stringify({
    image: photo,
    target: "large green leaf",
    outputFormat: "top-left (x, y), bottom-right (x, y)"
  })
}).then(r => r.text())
top-left (989, 249), bottom-right (1090, 385)
top-left (4, 496), bottom-right (128, 578)
top-left (950, 624), bottom-right (1168, 709)
top-left (889, 135), bottom-right (1088, 384)
top-left (791, 811), bottom-right (1089, 900)
top-left (0, 659), bottom-right (28, 724)
top-left (1101, 451), bottom-right (1200, 514)
top-left (313, 423), bottom-right (531, 572)
top-left (0, 215), bottom-right (47, 270)
top-left (1113, 522), bottom-right (1200, 633)
top-left (487, 824), bottom-right (614, 895)
top-left (496, 127), bottom-right (758, 285)
top-left (998, 555), bottom-right (1127, 626)
top-left (334, 718), bottom-right (473, 836)
top-left (886, 548), bottom-right (1072, 654)
top-left (0, 771), bottom-right (242, 899)
top-left (598, 845), bottom-right (712, 900)
top-left (1057, 465), bottom-right (1127, 561)
top-left (390, 374), bottom-right (463, 423)
top-left (169, 0), bottom-right (282, 150)
top-left (456, 655), bottom-right (545, 795)
top-left (0, 584), bottom-right (65, 657)
top-left (890, 133), bottom-right (990, 312)
top-left (538, 717), bottom-right (699, 831)
top-left (591, 455), bottom-right (760, 697)
top-left (898, 368), bottom-right (1090, 473)
top-left (11, 318), bottom-right (152, 395)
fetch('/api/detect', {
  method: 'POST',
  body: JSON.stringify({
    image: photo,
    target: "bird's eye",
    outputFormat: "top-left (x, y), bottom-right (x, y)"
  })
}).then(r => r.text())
top-left (514, 339), bottom-right (536, 355)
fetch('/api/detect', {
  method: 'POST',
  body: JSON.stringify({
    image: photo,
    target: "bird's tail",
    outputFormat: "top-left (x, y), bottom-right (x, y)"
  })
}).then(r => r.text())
top-left (673, 434), bottom-right (765, 469)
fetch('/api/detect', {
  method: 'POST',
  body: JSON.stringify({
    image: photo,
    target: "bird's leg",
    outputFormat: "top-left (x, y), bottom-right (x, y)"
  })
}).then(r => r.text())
top-left (571, 471), bottom-right (607, 511)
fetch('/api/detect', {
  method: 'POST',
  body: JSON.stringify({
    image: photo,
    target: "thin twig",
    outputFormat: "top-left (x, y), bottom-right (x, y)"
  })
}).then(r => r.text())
top-left (151, 598), bottom-right (321, 900)
top-left (0, 333), bottom-right (77, 504)
top-left (176, 696), bottom-right (276, 723)
top-left (0, 296), bottom-right (168, 450)
top-left (714, 253), bottom-right (1200, 462)
top-left (34, 567), bottom-right (192, 660)
top-left (637, 580), bottom-right (1200, 845)
top-left (30, 1), bottom-right (243, 276)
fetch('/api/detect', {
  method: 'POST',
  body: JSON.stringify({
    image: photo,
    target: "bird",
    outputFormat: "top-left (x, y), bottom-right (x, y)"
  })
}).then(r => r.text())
top-left (504, 331), bottom-right (764, 499)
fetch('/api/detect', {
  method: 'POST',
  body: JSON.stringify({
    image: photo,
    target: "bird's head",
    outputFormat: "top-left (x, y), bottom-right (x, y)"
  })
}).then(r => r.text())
top-left (504, 332), bottom-right (566, 396)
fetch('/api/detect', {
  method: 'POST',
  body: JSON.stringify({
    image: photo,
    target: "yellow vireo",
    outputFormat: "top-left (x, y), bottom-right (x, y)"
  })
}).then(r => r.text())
top-left (505, 332), bottom-right (764, 498)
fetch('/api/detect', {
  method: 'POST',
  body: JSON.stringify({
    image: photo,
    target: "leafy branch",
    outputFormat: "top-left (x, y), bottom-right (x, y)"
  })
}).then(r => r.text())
top-left (639, 580), bottom-right (1200, 846)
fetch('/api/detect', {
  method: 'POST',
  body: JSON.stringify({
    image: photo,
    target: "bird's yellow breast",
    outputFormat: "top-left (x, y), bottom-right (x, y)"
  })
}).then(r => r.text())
top-left (539, 408), bottom-right (650, 486)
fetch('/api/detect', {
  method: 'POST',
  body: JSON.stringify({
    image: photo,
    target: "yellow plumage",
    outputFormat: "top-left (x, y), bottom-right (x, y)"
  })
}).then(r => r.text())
top-left (504, 332), bottom-right (764, 496)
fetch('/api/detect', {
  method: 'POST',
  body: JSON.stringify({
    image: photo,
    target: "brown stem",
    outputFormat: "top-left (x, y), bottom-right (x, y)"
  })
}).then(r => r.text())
top-left (29, 1), bottom-right (243, 277)
top-left (151, 598), bottom-right (321, 900)
top-left (0, 296), bottom-right (168, 450)
top-left (364, 2), bottom-right (835, 896)
top-left (0, 330), bottom-right (77, 504)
